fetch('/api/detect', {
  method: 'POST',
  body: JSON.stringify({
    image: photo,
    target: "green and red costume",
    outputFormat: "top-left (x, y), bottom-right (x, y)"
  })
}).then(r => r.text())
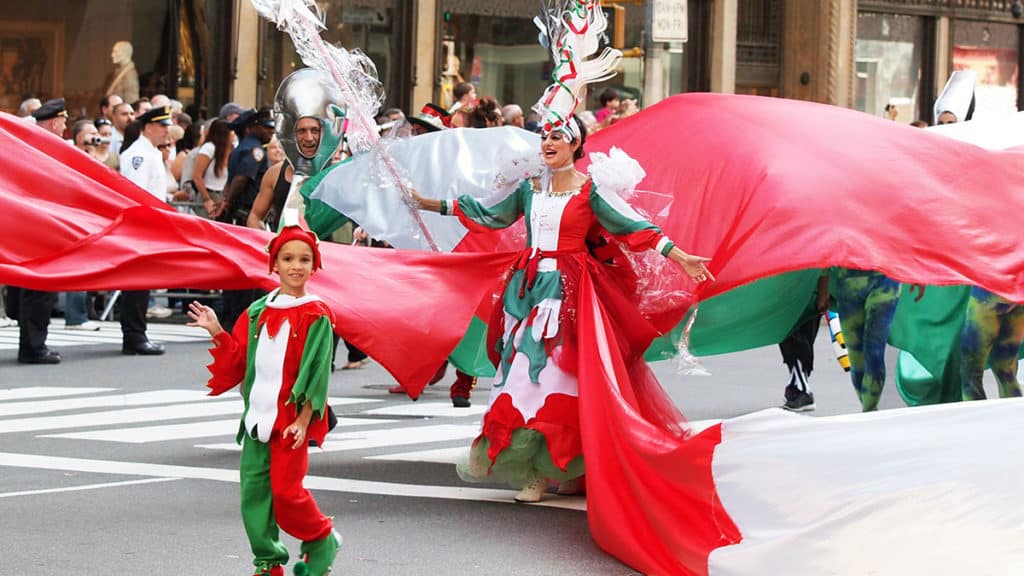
top-left (206, 289), bottom-right (339, 576)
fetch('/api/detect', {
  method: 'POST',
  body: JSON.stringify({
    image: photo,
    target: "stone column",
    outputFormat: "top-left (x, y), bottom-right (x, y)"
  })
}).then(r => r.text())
top-left (232, 1), bottom-right (260, 107)
top-left (413, 0), bottom-right (439, 108)
top-left (781, 0), bottom-right (856, 107)
top-left (934, 16), bottom-right (951, 97)
top-left (711, 0), bottom-right (737, 94)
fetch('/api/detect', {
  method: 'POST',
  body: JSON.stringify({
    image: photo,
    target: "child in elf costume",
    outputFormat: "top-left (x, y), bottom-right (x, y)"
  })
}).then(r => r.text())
top-left (188, 210), bottom-right (340, 576)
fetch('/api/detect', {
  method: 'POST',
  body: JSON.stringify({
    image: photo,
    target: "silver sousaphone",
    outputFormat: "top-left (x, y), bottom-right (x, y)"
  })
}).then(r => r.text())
top-left (273, 68), bottom-right (348, 221)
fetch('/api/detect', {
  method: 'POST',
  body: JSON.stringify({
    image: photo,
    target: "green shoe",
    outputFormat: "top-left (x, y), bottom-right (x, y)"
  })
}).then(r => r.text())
top-left (295, 530), bottom-right (341, 576)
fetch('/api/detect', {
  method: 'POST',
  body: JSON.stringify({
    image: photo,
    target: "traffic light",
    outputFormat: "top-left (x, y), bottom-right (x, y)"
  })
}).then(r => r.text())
top-left (602, 4), bottom-right (625, 49)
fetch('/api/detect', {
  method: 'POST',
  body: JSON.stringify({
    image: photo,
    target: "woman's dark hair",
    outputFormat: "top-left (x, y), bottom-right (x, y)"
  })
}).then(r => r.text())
top-left (469, 96), bottom-right (502, 128)
top-left (571, 115), bottom-right (587, 161)
top-left (208, 119), bottom-right (233, 178)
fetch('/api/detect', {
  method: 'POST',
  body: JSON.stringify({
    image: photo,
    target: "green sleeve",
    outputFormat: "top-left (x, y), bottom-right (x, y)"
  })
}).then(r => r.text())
top-left (589, 183), bottom-right (662, 236)
top-left (454, 180), bottom-right (529, 229)
top-left (289, 315), bottom-right (334, 419)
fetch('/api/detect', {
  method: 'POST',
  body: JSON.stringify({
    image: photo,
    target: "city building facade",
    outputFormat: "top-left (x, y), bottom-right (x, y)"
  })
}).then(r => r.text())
top-left (0, 0), bottom-right (1021, 125)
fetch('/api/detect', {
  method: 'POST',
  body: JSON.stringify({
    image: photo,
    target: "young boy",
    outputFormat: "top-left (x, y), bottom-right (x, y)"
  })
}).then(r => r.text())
top-left (188, 210), bottom-right (340, 576)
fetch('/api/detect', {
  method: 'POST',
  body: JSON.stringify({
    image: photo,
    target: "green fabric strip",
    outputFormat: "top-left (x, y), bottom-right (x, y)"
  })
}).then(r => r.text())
top-left (300, 160), bottom-right (351, 239)
top-left (448, 316), bottom-right (497, 377)
top-left (288, 315), bottom-right (334, 420)
top-left (495, 269), bottom-right (564, 386)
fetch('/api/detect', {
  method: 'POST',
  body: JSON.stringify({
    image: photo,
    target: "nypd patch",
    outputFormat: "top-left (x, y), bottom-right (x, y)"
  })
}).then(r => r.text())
top-left (252, 147), bottom-right (265, 162)
top-left (131, 156), bottom-right (144, 170)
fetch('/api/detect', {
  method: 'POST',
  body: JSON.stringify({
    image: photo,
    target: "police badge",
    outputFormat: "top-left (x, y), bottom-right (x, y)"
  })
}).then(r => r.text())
top-left (132, 156), bottom-right (144, 170)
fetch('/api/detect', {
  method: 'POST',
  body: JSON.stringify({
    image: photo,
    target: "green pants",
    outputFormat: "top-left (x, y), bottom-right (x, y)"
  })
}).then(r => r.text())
top-left (833, 269), bottom-right (901, 411)
top-left (240, 433), bottom-right (337, 574)
top-left (959, 287), bottom-right (1024, 401)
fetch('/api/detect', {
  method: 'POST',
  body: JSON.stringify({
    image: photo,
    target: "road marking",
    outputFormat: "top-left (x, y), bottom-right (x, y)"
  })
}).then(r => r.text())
top-left (196, 424), bottom-right (480, 453)
top-left (362, 402), bottom-right (487, 418)
top-left (42, 417), bottom-right (397, 443)
top-left (0, 390), bottom-right (211, 417)
top-left (0, 401), bottom-right (242, 434)
top-left (0, 477), bottom-right (181, 499)
top-left (0, 387), bottom-right (115, 402)
top-left (0, 452), bottom-right (586, 510)
top-left (0, 391), bottom-right (378, 421)
top-left (0, 322), bottom-right (211, 350)
top-left (364, 447), bottom-right (465, 464)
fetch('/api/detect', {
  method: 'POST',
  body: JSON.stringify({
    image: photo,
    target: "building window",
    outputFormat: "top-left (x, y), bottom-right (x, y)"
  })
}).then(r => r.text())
top-left (952, 20), bottom-right (1019, 119)
top-left (258, 0), bottom-right (407, 113)
top-left (736, 0), bottom-right (781, 96)
top-left (855, 12), bottom-right (926, 122)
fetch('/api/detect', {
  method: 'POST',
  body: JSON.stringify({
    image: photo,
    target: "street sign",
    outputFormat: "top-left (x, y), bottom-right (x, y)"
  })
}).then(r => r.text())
top-left (652, 0), bottom-right (688, 43)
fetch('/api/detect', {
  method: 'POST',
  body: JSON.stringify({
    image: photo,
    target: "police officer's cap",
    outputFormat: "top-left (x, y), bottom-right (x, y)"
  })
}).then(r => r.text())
top-left (230, 107), bottom-right (275, 130)
top-left (253, 107), bottom-right (276, 128)
top-left (32, 98), bottom-right (68, 122)
top-left (138, 105), bottom-right (174, 126)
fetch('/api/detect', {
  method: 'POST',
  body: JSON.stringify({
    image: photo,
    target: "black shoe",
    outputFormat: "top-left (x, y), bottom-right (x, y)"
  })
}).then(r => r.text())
top-left (451, 395), bottom-right (471, 408)
top-left (18, 349), bottom-right (61, 364)
top-left (122, 341), bottom-right (166, 355)
top-left (783, 382), bottom-right (800, 403)
top-left (783, 389), bottom-right (815, 412)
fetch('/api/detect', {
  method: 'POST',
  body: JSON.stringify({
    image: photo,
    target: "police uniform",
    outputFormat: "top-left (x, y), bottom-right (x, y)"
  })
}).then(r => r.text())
top-left (223, 108), bottom-right (273, 224)
top-left (221, 108), bottom-right (274, 332)
top-left (120, 107), bottom-right (169, 203)
top-left (117, 106), bottom-right (173, 355)
top-left (15, 99), bottom-right (70, 363)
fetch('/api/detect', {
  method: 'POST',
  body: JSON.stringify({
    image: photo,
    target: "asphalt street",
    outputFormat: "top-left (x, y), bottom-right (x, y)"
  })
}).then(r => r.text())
top-left (0, 319), bottom-right (999, 575)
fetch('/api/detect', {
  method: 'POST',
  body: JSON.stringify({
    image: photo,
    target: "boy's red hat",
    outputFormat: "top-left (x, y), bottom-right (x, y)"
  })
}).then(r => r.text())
top-left (265, 209), bottom-right (323, 273)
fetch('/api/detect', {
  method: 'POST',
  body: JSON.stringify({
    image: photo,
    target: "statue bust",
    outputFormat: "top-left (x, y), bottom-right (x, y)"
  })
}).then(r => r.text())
top-left (106, 41), bottom-right (140, 104)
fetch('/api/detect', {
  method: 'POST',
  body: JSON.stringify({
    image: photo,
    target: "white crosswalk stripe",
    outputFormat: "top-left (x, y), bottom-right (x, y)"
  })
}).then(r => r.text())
top-left (0, 386), bottom-right (480, 464)
top-left (0, 321), bottom-right (210, 350)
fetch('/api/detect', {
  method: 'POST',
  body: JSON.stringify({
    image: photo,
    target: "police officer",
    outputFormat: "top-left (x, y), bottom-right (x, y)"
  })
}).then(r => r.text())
top-left (219, 107), bottom-right (275, 332)
top-left (15, 99), bottom-right (69, 364)
top-left (117, 105), bottom-right (172, 355)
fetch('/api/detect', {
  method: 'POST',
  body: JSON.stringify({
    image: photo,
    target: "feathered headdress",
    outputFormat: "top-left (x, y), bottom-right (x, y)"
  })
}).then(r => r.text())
top-left (533, 1), bottom-right (622, 138)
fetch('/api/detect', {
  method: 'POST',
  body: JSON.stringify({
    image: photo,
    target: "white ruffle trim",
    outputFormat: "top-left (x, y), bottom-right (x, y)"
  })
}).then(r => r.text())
top-left (493, 150), bottom-right (546, 191)
top-left (587, 147), bottom-right (646, 200)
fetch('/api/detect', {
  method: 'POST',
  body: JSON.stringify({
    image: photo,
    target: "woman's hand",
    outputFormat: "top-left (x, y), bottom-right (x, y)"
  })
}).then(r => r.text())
top-left (667, 246), bottom-right (715, 284)
top-left (187, 301), bottom-right (224, 337)
top-left (203, 198), bottom-right (215, 215)
top-left (208, 200), bottom-right (225, 219)
top-left (406, 187), bottom-right (442, 213)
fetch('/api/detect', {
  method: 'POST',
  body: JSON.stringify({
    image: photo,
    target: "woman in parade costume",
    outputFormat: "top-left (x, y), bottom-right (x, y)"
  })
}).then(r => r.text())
top-left (188, 212), bottom-right (340, 576)
top-left (959, 287), bottom-right (1024, 401)
top-left (409, 115), bottom-right (713, 502)
top-left (831, 268), bottom-right (912, 411)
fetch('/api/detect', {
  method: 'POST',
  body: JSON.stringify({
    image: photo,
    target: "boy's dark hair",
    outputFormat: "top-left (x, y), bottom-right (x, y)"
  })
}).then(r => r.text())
top-left (454, 82), bottom-right (475, 101)
top-left (599, 88), bottom-right (620, 106)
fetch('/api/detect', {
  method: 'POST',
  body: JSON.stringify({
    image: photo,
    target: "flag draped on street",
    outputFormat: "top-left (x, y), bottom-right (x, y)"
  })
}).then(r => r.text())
top-left (3, 89), bottom-right (1024, 574)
